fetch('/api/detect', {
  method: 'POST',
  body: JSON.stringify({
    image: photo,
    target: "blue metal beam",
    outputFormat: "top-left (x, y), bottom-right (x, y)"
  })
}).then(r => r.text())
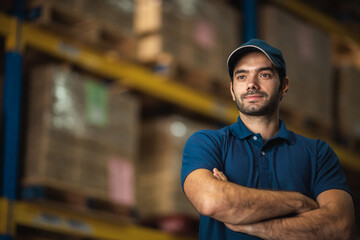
top-left (0, 236), bottom-right (13, 240)
top-left (1, 52), bottom-right (23, 200)
top-left (243, 0), bottom-right (257, 41)
top-left (1, 1), bottom-right (24, 238)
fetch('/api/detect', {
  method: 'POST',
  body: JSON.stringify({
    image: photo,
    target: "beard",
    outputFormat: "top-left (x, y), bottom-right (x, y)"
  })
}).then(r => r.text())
top-left (234, 89), bottom-right (281, 116)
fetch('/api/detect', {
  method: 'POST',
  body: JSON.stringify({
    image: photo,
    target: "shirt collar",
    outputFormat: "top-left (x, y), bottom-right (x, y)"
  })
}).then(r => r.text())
top-left (230, 117), bottom-right (253, 140)
top-left (230, 117), bottom-right (295, 144)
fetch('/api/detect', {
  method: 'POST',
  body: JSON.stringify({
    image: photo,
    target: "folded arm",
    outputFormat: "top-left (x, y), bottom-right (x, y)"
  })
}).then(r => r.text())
top-left (226, 189), bottom-right (355, 240)
top-left (183, 168), bottom-right (318, 225)
top-left (212, 169), bottom-right (355, 240)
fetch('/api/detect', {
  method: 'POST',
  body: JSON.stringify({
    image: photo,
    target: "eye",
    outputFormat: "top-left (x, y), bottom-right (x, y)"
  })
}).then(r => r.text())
top-left (236, 75), bottom-right (246, 80)
top-left (260, 73), bottom-right (272, 79)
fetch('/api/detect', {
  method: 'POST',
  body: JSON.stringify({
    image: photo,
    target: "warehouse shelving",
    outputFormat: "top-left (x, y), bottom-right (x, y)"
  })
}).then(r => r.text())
top-left (1, 0), bottom-right (360, 238)
top-left (1, 13), bottom-right (238, 124)
top-left (2, 11), bottom-right (359, 165)
top-left (0, 197), bottom-right (193, 240)
top-left (269, 0), bottom-right (360, 45)
top-left (0, 11), bottom-right (201, 240)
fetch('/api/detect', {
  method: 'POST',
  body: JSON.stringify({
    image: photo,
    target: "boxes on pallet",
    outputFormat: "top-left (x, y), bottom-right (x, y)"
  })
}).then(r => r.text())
top-left (338, 64), bottom-right (360, 139)
top-left (84, 0), bottom-right (134, 36)
top-left (24, 64), bottom-right (140, 206)
top-left (178, 0), bottom-right (239, 80)
top-left (136, 115), bottom-right (215, 219)
top-left (135, 0), bottom-right (240, 94)
top-left (259, 4), bottom-right (333, 129)
top-left (26, 0), bottom-right (136, 59)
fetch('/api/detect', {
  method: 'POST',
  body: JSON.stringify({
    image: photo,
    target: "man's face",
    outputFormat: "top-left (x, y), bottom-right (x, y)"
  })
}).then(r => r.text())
top-left (230, 52), bottom-right (288, 116)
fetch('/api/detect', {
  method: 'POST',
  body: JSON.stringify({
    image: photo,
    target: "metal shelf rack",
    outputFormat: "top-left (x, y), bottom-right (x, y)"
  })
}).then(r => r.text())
top-left (1, 0), bottom-right (360, 238)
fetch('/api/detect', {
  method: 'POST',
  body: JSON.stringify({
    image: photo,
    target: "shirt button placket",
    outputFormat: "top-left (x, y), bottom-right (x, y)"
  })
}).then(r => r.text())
top-left (259, 149), bottom-right (271, 188)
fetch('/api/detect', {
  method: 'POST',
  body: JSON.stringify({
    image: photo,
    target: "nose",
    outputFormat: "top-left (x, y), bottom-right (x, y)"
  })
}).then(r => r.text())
top-left (247, 75), bottom-right (260, 90)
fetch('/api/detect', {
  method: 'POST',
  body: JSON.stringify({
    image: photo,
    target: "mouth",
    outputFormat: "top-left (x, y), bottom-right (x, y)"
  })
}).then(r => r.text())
top-left (244, 95), bottom-right (264, 101)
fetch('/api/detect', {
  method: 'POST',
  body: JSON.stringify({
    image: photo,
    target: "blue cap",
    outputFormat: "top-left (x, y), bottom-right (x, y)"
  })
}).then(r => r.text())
top-left (227, 39), bottom-right (286, 80)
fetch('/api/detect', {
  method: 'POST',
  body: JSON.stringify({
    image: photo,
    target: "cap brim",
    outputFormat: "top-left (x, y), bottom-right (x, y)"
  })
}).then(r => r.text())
top-left (227, 45), bottom-right (278, 77)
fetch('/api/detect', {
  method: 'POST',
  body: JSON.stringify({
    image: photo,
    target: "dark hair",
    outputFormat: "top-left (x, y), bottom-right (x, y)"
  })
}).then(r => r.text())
top-left (278, 67), bottom-right (286, 90)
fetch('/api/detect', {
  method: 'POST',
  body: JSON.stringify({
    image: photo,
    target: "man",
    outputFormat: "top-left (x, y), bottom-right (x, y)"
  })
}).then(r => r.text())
top-left (181, 39), bottom-right (355, 239)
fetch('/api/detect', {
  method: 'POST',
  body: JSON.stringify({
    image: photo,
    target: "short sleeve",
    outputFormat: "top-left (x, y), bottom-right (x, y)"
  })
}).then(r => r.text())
top-left (181, 130), bottom-right (223, 190)
top-left (314, 140), bottom-right (351, 198)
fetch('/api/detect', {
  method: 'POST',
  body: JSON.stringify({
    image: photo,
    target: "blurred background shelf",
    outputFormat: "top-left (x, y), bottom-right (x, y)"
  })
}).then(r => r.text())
top-left (1, 0), bottom-right (360, 239)
top-left (0, 197), bottom-right (194, 240)
top-left (0, 12), bottom-right (238, 125)
top-left (3, 10), bottom-right (360, 170)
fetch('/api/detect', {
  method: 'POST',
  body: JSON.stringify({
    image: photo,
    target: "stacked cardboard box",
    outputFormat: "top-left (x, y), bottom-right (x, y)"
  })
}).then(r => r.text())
top-left (259, 4), bottom-right (333, 129)
top-left (27, 0), bottom-right (239, 94)
top-left (26, 0), bottom-right (136, 59)
top-left (136, 115), bottom-right (215, 219)
top-left (135, 0), bottom-right (240, 92)
top-left (24, 64), bottom-right (140, 206)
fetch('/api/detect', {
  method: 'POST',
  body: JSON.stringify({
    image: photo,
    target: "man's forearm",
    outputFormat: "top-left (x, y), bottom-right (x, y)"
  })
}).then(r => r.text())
top-left (226, 190), bottom-right (355, 240)
top-left (227, 209), bottom-right (352, 240)
top-left (184, 169), bottom-right (318, 225)
top-left (210, 181), bottom-right (317, 225)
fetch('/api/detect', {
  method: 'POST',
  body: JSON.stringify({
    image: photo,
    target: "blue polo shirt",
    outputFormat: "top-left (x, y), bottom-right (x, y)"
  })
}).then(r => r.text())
top-left (181, 117), bottom-right (350, 240)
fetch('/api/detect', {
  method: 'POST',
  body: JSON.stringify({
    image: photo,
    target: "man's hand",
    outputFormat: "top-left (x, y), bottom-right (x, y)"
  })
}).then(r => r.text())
top-left (213, 168), bottom-right (228, 182)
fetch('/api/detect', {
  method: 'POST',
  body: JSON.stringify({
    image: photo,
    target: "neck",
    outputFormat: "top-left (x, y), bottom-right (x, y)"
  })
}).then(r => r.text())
top-left (239, 111), bottom-right (280, 142)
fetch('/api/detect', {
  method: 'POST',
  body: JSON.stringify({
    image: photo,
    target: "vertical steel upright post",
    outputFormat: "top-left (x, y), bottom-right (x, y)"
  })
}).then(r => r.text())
top-left (2, 51), bottom-right (23, 200)
top-left (243, 0), bottom-right (257, 41)
top-left (1, 0), bottom-right (24, 239)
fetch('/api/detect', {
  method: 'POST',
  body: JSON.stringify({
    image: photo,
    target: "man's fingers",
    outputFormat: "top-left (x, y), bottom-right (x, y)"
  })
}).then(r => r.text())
top-left (219, 172), bottom-right (228, 181)
top-left (213, 168), bottom-right (221, 179)
top-left (213, 168), bottom-right (228, 181)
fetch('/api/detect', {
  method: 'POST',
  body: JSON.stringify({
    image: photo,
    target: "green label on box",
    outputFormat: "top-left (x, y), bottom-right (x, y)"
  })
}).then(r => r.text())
top-left (86, 80), bottom-right (108, 127)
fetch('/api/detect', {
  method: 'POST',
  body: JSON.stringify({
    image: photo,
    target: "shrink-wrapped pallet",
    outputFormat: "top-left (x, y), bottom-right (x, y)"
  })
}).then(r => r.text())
top-left (24, 64), bottom-right (139, 206)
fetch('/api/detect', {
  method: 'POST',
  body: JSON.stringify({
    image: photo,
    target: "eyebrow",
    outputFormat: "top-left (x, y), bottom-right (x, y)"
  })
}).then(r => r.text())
top-left (234, 66), bottom-right (276, 75)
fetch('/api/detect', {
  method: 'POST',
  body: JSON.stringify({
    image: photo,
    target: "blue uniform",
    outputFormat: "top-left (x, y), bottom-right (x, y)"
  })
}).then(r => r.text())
top-left (181, 117), bottom-right (351, 240)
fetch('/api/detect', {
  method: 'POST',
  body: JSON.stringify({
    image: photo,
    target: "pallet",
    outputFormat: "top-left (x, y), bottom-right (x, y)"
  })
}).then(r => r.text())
top-left (26, 0), bottom-right (136, 59)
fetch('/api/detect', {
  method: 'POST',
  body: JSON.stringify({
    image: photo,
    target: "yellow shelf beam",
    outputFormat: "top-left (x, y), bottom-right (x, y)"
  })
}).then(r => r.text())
top-left (22, 22), bottom-right (237, 124)
top-left (0, 198), bottom-right (11, 234)
top-left (0, 13), bottom-right (359, 170)
top-left (0, 13), bottom-right (238, 124)
top-left (0, 13), bottom-right (15, 37)
top-left (0, 198), bottom-right (193, 240)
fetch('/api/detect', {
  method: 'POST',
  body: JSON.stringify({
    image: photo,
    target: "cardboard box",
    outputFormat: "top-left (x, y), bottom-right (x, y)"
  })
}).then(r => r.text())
top-left (259, 4), bottom-right (333, 129)
top-left (24, 64), bottom-right (140, 205)
top-left (136, 115), bottom-right (215, 218)
top-left (135, 0), bottom-right (240, 93)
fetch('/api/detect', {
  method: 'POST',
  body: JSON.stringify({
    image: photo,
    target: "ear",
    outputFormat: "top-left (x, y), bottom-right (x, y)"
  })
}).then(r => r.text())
top-left (230, 82), bottom-right (236, 101)
top-left (281, 77), bottom-right (290, 98)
